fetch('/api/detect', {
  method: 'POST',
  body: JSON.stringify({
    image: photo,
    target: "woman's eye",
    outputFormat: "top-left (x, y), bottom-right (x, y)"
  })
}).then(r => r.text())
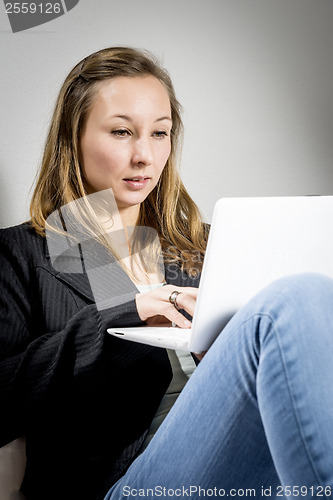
top-left (152, 131), bottom-right (168, 138)
top-left (112, 129), bottom-right (130, 137)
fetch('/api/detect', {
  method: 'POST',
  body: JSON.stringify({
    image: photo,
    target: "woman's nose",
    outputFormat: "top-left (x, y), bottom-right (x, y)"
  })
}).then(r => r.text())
top-left (131, 137), bottom-right (153, 167)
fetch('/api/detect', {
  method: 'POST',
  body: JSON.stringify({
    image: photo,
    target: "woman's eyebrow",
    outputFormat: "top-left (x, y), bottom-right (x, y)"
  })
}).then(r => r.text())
top-left (154, 116), bottom-right (172, 123)
top-left (109, 114), bottom-right (172, 123)
top-left (111, 114), bottom-right (132, 121)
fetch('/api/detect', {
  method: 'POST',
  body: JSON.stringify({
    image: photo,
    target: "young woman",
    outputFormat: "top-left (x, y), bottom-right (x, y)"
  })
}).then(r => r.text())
top-left (0, 47), bottom-right (332, 500)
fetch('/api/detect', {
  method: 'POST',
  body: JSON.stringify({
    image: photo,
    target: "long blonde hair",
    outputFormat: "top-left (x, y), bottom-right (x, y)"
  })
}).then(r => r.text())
top-left (30, 46), bottom-right (208, 275)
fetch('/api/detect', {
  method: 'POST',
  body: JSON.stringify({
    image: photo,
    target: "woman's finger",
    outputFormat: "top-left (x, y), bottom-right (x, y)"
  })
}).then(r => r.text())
top-left (163, 303), bottom-right (192, 329)
top-left (162, 286), bottom-right (198, 318)
top-left (135, 285), bottom-right (198, 327)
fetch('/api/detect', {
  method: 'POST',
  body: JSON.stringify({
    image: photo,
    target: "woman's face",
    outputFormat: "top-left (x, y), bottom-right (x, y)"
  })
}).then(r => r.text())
top-left (80, 75), bottom-right (172, 219)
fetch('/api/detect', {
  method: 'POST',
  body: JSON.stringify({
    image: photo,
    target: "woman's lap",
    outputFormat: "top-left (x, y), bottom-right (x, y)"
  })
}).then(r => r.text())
top-left (105, 273), bottom-right (333, 499)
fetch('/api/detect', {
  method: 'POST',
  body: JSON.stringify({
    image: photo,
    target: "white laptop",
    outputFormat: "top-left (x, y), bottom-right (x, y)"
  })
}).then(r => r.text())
top-left (108, 196), bottom-right (333, 353)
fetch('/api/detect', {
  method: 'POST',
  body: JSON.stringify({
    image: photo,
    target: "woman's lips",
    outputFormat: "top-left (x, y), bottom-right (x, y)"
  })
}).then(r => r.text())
top-left (122, 177), bottom-right (150, 190)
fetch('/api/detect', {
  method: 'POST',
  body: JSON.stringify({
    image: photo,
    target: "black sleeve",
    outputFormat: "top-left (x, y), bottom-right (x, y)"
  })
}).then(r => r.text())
top-left (0, 229), bottom-right (150, 446)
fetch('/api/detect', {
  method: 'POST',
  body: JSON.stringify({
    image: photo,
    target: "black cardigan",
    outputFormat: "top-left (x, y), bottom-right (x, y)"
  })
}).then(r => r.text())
top-left (0, 222), bottom-right (201, 500)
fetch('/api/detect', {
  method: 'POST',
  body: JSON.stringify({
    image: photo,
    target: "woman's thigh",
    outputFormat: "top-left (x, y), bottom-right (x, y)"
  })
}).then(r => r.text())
top-left (105, 273), bottom-right (333, 499)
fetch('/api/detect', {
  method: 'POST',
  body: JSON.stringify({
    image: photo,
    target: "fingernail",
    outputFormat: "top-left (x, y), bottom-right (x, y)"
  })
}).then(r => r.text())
top-left (184, 319), bottom-right (192, 327)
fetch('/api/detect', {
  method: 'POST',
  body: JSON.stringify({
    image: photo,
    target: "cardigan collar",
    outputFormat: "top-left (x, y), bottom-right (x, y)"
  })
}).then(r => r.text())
top-left (43, 230), bottom-right (198, 306)
top-left (44, 237), bottom-right (140, 305)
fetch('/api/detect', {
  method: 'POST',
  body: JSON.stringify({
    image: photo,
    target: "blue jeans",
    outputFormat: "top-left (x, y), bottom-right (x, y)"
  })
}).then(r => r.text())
top-left (104, 274), bottom-right (333, 499)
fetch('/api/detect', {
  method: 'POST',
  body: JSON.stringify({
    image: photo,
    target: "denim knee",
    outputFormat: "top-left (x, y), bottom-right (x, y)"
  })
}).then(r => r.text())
top-left (254, 272), bottom-right (333, 313)
top-left (244, 272), bottom-right (333, 352)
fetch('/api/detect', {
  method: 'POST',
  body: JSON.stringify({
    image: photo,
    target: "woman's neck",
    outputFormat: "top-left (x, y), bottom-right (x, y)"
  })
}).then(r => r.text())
top-left (118, 204), bottom-right (140, 228)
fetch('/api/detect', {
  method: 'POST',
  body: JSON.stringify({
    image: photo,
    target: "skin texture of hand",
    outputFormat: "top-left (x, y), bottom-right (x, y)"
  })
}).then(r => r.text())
top-left (135, 285), bottom-right (198, 328)
top-left (135, 285), bottom-right (207, 360)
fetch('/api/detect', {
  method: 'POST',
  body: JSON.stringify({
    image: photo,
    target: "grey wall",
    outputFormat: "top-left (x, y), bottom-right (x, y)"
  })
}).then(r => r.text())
top-left (1, 0), bottom-right (333, 227)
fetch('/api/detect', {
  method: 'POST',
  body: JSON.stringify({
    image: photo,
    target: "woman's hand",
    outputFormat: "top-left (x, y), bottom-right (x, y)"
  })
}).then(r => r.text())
top-left (135, 285), bottom-right (198, 329)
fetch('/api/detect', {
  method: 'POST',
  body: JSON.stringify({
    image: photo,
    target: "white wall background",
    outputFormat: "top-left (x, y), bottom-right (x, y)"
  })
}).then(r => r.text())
top-left (0, 0), bottom-right (332, 228)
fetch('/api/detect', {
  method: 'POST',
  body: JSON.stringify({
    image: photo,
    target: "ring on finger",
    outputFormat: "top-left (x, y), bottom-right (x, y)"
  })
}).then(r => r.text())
top-left (169, 290), bottom-right (181, 310)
